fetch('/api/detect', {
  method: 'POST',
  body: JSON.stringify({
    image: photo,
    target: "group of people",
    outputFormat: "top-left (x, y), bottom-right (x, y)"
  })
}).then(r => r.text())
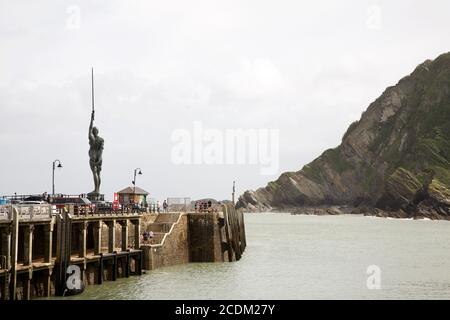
top-left (194, 200), bottom-right (217, 213)
top-left (142, 230), bottom-right (155, 244)
top-left (148, 200), bottom-right (169, 213)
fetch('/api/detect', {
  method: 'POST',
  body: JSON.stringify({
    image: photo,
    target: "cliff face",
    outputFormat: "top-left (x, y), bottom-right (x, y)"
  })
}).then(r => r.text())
top-left (237, 52), bottom-right (450, 218)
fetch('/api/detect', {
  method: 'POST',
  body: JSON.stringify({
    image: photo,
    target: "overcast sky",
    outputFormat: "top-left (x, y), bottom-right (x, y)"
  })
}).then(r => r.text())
top-left (1, 0), bottom-right (449, 201)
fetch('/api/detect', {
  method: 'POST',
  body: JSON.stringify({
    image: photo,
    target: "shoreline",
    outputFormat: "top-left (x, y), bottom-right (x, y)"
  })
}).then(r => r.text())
top-left (241, 206), bottom-right (450, 221)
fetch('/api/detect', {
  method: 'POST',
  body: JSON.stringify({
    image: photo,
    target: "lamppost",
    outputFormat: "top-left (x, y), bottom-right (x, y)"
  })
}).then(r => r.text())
top-left (52, 160), bottom-right (63, 195)
top-left (232, 180), bottom-right (236, 205)
top-left (132, 168), bottom-right (142, 203)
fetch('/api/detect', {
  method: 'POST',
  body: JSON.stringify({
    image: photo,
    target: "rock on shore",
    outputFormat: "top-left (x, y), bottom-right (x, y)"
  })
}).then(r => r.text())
top-left (237, 52), bottom-right (450, 219)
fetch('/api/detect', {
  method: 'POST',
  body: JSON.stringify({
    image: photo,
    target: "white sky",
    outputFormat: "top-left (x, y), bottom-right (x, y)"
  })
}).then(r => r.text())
top-left (1, 0), bottom-right (449, 201)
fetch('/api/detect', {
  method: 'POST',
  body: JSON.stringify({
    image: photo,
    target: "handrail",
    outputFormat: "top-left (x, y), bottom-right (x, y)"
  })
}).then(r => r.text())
top-left (0, 193), bottom-right (88, 200)
top-left (2, 203), bottom-right (146, 221)
top-left (0, 204), bottom-right (53, 220)
top-left (147, 212), bottom-right (183, 248)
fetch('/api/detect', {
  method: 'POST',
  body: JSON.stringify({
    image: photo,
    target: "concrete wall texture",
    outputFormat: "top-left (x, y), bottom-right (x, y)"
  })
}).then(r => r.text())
top-left (142, 214), bottom-right (190, 270)
top-left (188, 213), bottom-right (225, 263)
top-left (142, 207), bottom-right (246, 271)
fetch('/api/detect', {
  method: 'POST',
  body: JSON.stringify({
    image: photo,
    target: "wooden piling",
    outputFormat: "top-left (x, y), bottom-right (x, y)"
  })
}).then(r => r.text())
top-left (223, 206), bottom-right (233, 262)
top-left (98, 254), bottom-right (104, 284)
top-left (9, 207), bottom-right (19, 300)
top-left (107, 220), bottom-right (116, 253)
top-left (23, 225), bottom-right (34, 266)
top-left (125, 251), bottom-right (130, 278)
top-left (55, 213), bottom-right (64, 295)
top-left (133, 220), bottom-right (140, 250)
top-left (79, 222), bottom-right (87, 258)
top-left (94, 220), bottom-right (102, 255)
top-left (120, 221), bottom-right (128, 251)
top-left (112, 252), bottom-right (117, 281)
top-left (221, 204), bottom-right (246, 262)
top-left (44, 223), bottom-right (53, 263)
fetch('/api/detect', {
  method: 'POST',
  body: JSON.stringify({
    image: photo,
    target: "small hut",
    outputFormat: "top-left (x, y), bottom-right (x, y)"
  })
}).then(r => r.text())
top-left (117, 186), bottom-right (149, 206)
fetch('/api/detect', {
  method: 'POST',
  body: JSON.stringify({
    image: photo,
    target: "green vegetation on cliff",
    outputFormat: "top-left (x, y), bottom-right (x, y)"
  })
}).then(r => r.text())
top-left (237, 52), bottom-right (450, 217)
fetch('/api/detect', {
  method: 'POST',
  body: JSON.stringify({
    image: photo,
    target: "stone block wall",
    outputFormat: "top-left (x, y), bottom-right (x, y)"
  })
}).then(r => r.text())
top-left (142, 214), bottom-right (190, 270)
top-left (141, 210), bottom-right (242, 271)
top-left (188, 213), bottom-right (225, 263)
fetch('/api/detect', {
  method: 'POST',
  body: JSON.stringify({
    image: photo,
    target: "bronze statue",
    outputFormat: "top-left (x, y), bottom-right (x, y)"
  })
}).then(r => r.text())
top-left (88, 110), bottom-right (103, 195)
top-left (86, 68), bottom-right (105, 199)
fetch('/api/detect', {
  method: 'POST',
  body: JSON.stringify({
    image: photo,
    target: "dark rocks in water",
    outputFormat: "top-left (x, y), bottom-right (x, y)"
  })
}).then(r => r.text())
top-left (237, 52), bottom-right (450, 219)
top-left (290, 206), bottom-right (351, 216)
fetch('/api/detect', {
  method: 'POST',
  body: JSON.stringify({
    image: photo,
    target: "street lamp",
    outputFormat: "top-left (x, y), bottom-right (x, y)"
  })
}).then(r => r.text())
top-left (132, 168), bottom-right (142, 202)
top-left (232, 180), bottom-right (236, 205)
top-left (52, 160), bottom-right (63, 195)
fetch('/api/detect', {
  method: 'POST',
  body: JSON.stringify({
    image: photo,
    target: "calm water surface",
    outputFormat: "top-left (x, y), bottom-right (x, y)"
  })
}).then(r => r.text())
top-left (66, 213), bottom-right (450, 300)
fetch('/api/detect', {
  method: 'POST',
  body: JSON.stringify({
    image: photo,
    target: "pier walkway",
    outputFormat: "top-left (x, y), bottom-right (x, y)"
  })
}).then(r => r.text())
top-left (0, 203), bottom-right (246, 300)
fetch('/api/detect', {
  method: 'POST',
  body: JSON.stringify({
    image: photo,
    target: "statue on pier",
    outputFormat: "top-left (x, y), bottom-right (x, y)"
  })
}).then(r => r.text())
top-left (87, 68), bottom-right (104, 200)
top-left (88, 110), bottom-right (104, 196)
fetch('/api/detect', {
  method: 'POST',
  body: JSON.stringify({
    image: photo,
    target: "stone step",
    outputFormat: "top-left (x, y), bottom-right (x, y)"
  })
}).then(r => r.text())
top-left (146, 223), bottom-right (172, 233)
top-left (154, 212), bottom-right (180, 224)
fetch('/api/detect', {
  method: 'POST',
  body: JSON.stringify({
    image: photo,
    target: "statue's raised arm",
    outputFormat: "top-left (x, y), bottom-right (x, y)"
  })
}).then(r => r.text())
top-left (89, 110), bottom-right (95, 142)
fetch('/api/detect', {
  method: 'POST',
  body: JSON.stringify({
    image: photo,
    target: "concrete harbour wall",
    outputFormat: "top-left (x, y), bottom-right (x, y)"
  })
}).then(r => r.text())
top-left (141, 204), bottom-right (246, 270)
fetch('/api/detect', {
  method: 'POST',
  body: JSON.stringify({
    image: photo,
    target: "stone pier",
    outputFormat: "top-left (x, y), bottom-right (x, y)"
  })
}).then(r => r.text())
top-left (0, 202), bottom-right (246, 300)
top-left (0, 204), bottom-right (143, 300)
top-left (141, 204), bottom-right (246, 270)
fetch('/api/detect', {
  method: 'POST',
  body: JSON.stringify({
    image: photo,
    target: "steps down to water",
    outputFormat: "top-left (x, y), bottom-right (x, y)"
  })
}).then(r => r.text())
top-left (143, 213), bottom-right (181, 245)
top-left (141, 205), bottom-right (246, 270)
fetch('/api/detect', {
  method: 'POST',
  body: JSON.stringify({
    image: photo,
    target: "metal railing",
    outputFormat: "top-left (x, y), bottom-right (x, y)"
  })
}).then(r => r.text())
top-left (16, 204), bottom-right (52, 221)
top-left (0, 204), bottom-right (53, 221)
top-left (167, 197), bottom-right (191, 212)
top-left (0, 202), bottom-right (144, 221)
top-left (65, 204), bottom-right (142, 216)
top-left (193, 201), bottom-right (221, 213)
top-left (0, 193), bottom-right (100, 204)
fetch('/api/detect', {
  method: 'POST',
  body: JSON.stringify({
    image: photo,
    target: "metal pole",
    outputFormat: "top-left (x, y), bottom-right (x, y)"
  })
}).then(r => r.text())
top-left (91, 67), bottom-right (94, 113)
top-left (232, 180), bottom-right (236, 205)
top-left (132, 168), bottom-right (141, 206)
top-left (9, 207), bottom-right (19, 300)
top-left (52, 160), bottom-right (61, 195)
top-left (52, 161), bottom-right (55, 195)
top-left (133, 169), bottom-right (137, 196)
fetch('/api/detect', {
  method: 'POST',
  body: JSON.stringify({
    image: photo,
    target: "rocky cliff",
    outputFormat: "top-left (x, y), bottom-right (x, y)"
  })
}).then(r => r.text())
top-left (237, 52), bottom-right (450, 219)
